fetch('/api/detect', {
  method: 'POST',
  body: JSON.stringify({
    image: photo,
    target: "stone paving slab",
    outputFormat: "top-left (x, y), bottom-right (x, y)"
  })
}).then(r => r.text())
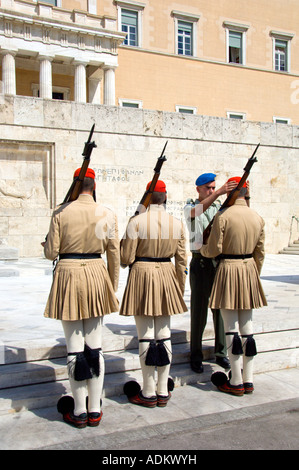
top-left (0, 367), bottom-right (298, 450)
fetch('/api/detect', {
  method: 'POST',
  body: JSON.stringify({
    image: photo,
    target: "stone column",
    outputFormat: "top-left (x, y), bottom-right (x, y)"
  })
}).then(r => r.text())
top-left (103, 66), bottom-right (116, 105)
top-left (2, 51), bottom-right (16, 95)
top-left (39, 56), bottom-right (53, 99)
top-left (88, 77), bottom-right (102, 104)
top-left (74, 61), bottom-right (87, 103)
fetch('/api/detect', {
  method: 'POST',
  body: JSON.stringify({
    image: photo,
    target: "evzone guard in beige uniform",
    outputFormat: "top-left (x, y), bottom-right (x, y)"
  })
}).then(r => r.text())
top-left (43, 168), bottom-right (120, 428)
top-left (120, 180), bottom-right (188, 407)
top-left (200, 177), bottom-right (267, 396)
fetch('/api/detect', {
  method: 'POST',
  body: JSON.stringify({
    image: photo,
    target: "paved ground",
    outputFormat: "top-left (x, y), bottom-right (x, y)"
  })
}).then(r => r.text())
top-left (1, 368), bottom-right (299, 451)
top-left (0, 253), bottom-right (298, 451)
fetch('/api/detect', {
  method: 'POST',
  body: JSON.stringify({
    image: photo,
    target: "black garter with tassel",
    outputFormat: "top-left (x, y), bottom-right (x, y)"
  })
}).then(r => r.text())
top-left (242, 334), bottom-right (257, 356)
top-left (67, 344), bottom-right (102, 381)
top-left (140, 338), bottom-right (171, 366)
top-left (226, 332), bottom-right (243, 355)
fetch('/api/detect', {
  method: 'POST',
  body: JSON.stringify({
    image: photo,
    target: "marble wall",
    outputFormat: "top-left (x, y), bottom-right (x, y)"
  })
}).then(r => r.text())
top-left (0, 96), bottom-right (298, 257)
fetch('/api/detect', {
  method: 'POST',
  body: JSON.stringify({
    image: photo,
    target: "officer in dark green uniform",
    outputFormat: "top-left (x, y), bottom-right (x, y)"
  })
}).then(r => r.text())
top-left (184, 173), bottom-right (236, 373)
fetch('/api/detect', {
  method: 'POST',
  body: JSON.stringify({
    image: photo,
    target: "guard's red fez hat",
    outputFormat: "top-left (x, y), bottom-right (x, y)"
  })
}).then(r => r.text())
top-left (73, 168), bottom-right (95, 179)
top-left (228, 176), bottom-right (247, 188)
top-left (146, 180), bottom-right (166, 193)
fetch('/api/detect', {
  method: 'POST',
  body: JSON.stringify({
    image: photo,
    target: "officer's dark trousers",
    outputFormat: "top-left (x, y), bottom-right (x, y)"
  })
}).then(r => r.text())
top-left (190, 254), bottom-right (226, 364)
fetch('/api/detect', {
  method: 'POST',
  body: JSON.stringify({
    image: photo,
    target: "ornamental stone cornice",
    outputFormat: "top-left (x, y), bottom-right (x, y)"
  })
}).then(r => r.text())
top-left (0, 0), bottom-right (126, 66)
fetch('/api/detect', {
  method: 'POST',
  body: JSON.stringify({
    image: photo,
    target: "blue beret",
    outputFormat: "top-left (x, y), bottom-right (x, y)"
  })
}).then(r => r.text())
top-left (195, 173), bottom-right (216, 186)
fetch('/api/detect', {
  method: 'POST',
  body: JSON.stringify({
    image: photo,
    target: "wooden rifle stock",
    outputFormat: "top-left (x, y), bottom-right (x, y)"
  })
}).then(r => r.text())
top-left (62, 124), bottom-right (97, 204)
top-left (134, 141), bottom-right (168, 216)
top-left (202, 143), bottom-right (260, 244)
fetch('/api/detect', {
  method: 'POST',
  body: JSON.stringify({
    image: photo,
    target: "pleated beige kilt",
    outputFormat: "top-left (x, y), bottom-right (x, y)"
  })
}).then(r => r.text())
top-left (44, 258), bottom-right (119, 321)
top-left (209, 258), bottom-right (267, 310)
top-left (119, 261), bottom-right (188, 316)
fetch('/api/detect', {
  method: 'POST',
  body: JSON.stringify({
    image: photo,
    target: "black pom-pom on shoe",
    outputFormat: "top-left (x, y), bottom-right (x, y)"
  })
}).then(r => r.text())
top-left (168, 377), bottom-right (174, 392)
top-left (123, 380), bottom-right (141, 398)
top-left (57, 395), bottom-right (74, 415)
top-left (211, 371), bottom-right (228, 387)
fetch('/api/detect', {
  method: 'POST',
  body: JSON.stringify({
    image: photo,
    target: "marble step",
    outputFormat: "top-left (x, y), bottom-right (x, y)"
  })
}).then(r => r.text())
top-left (0, 342), bottom-right (206, 389)
top-left (4, 308), bottom-right (299, 366)
top-left (279, 243), bottom-right (299, 254)
top-left (1, 329), bottom-right (299, 390)
top-left (0, 349), bottom-right (298, 416)
top-left (3, 325), bottom-right (192, 365)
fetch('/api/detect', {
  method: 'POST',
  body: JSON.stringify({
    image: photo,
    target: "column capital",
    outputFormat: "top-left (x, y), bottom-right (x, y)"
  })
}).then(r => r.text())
top-left (102, 64), bottom-right (117, 71)
top-left (38, 55), bottom-right (54, 62)
top-left (1, 49), bottom-right (17, 57)
top-left (73, 59), bottom-right (88, 67)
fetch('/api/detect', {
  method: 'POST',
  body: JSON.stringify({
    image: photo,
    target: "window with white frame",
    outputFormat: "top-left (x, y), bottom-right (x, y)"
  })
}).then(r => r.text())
top-left (273, 116), bottom-right (291, 124)
top-left (121, 9), bottom-right (138, 46)
top-left (42, 0), bottom-right (62, 6)
top-left (116, 1), bottom-right (145, 48)
top-left (172, 11), bottom-right (200, 57)
top-left (176, 105), bottom-right (197, 114)
top-left (227, 111), bottom-right (246, 120)
top-left (178, 21), bottom-right (193, 56)
top-left (271, 31), bottom-right (294, 73)
top-left (42, 0), bottom-right (57, 5)
top-left (229, 31), bottom-right (243, 63)
top-left (224, 21), bottom-right (249, 65)
top-left (275, 39), bottom-right (288, 71)
top-left (119, 98), bottom-right (143, 108)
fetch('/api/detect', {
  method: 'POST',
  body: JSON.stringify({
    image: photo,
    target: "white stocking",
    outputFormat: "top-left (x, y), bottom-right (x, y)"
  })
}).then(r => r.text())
top-left (221, 309), bottom-right (254, 386)
top-left (84, 317), bottom-right (104, 413)
top-left (62, 317), bottom-right (104, 416)
top-left (155, 316), bottom-right (172, 396)
top-left (135, 316), bottom-right (156, 398)
top-left (239, 311), bottom-right (254, 384)
top-left (135, 315), bottom-right (172, 398)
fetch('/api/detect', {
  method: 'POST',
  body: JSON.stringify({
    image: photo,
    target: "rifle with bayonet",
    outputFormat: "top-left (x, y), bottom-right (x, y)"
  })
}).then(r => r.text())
top-left (42, 125), bottom-right (97, 246)
top-left (202, 143), bottom-right (260, 244)
top-left (62, 124), bottom-right (97, 204)
top-left (134, 141), bottom-right (168, 216)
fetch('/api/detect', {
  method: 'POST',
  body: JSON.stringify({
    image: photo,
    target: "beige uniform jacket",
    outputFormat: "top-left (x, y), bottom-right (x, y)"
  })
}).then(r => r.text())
top-left (200, 199), bottom-right (265, 272)
top-left (119, 204), bottom-right (188, 316)
top-left (44, 194), bottom-right (119, 290)
top-left (121, 204), bottom-right (187, 293)
top-left (200, 199), bottom-right (267, 309)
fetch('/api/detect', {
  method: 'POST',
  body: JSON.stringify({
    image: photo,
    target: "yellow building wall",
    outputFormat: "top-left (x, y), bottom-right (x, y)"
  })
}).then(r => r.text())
top-left (97, 0), bottom-right (299, 69)
top-left (11, 69), bottom-right (75, 101)
top-left (116, 48), bottom-right (299, 123)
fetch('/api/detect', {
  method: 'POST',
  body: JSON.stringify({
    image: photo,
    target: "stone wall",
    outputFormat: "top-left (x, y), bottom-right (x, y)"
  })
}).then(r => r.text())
top-left (0, 95), bottom-right (298, 257)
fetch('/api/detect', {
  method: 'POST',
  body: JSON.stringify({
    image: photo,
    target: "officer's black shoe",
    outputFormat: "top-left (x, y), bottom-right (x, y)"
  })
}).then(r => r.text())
top-left (191, 361), bottom-right (204, 373)
top-left (216, 356), bottom-right (231, 369)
